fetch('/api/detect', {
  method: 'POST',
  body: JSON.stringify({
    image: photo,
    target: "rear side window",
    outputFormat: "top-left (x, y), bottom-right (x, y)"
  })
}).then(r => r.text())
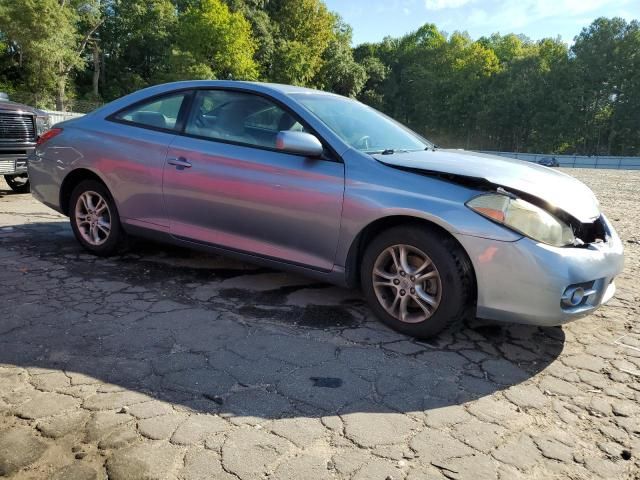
top-left (184, 90), bottom-right (308, 149)
top-left (114, 93), bottom-right (187, 131)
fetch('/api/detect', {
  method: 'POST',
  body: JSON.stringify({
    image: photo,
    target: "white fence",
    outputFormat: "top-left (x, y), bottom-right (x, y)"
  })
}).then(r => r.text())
top-left (44, 110), bottom-right (85, 126)
top-left (480, 151), bottom-right (640, 170)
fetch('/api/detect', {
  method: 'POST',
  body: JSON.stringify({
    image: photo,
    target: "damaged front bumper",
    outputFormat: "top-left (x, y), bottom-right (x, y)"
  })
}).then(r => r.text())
top-left (455, 214), bottom-right (624, 327)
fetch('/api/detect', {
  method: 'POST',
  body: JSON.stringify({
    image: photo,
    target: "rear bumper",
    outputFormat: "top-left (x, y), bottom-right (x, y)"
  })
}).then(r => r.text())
top-left (455, 215), bottom-right (624, 327)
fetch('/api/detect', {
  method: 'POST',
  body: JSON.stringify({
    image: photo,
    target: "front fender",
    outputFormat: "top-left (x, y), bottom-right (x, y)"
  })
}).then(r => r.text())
top-left (335, 150), bottom-right (521, 268)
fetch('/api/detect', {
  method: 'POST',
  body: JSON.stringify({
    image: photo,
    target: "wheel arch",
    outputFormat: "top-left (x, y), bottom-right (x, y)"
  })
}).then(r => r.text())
top-left (59, 168), bottom-right (110, 216)
top-left (344, 215), bottom-right (477, 297)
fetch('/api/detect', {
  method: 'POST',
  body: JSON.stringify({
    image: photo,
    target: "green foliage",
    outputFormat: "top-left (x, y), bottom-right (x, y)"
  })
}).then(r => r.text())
top-left (571, 18), bottom-right (640, 155)
top-left (315, 16), bottom-right (366, 97)
top-left (178, 0), bottom-right (258, 80)
top-left (266, 0), bottom-right (335, 85)
top-left (356, 56), bottom-right (388, 109)
top-left (0, 0), bottom-right (96, 108)
top-left (224, 1), bottom-right (275, 78)
top-left (0, 1), bottom-right (639, 156)
top-left (99, 0), bottom-right (178, 99)
top-left (156, 50), bottom-right (216, 83)
top-left (358, 18), bottom-right (640, 155)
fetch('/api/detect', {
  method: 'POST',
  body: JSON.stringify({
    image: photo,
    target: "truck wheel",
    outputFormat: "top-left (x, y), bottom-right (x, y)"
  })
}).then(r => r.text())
top-left (69, 180), bottom-right (124, 256)
top-left (360, 225), bottom-right (475, 339)
top-left (4, 174), bottom-right (30, 193)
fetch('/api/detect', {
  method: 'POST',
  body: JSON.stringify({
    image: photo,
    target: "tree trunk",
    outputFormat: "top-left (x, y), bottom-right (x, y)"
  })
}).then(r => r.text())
top-left (607, 129), bottom-right (616, 156)
top-left (607, 98), bottom-right (618, 155)
top-left (56, 77), bottom-right (66, 111)
top-left (100, 51), bottom-right (106, 92)
top-left (92, 44), bottom-right (101, 97)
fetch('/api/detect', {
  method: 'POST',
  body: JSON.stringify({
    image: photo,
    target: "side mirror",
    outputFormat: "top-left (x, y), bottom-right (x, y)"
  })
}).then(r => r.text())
top-left (275, 131), bottom-right (323, 157)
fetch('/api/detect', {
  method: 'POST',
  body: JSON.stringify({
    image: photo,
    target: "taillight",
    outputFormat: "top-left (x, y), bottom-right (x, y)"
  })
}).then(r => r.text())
top-left (36, 128), bottom-right (63, 146)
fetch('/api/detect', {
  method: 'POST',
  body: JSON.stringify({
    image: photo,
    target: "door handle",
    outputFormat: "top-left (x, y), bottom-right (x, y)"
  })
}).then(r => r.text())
top-left (168, 157), bottom-right (192, 169)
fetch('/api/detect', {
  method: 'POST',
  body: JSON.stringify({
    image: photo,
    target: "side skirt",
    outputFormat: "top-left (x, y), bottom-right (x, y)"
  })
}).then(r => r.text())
top-left (121, 222), bottom-right (349, 287)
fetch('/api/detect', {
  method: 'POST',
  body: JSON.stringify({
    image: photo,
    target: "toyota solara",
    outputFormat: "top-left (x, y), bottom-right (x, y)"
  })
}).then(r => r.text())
top-left (28, 81), bottom-right (624, 338)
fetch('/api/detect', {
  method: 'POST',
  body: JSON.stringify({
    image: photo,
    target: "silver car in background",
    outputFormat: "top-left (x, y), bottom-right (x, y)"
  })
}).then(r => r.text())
top-left (28, 81), bottom-right (624, 338)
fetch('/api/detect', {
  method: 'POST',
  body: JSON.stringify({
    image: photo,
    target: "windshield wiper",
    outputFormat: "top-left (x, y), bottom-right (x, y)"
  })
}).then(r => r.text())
top-left (364, 148), bottom-right (397, 155)
top-left (367, 148), bottom-right (425, 155)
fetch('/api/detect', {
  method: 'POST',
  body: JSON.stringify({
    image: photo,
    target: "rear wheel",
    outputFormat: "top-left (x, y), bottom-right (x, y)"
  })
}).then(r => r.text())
top-left (360, 225), bottom-right (474, 338)
top-left (69, 180), bottom-right (124, 256)
top-left (4, 174), bottom-right (30, 193)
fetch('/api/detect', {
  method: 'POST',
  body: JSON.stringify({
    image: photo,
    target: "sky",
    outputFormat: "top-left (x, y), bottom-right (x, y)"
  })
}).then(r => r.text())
top-left (323, 0), bottom-right (640, 45)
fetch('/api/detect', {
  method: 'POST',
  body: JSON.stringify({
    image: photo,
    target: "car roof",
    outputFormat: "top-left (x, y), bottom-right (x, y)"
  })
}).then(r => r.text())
top-left (90, 80), bottom-right (343, 121)
top-left (0, 100), bottom-right (47, 116)
top-left (151, 80), bottom-right (337, 97)
top-left (239, 81), bottom-right (331, 95)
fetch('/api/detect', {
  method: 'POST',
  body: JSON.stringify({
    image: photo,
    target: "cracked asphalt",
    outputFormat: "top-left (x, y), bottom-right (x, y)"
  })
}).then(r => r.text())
top-left (0, 169), bottom-right (639, 480)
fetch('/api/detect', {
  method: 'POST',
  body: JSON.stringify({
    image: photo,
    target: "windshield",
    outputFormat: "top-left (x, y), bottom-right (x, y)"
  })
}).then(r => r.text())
top-left (292, 93), bottom-right (431, 154)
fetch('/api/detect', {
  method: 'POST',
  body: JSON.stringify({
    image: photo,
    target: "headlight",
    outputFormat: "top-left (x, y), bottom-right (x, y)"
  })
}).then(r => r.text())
top-left (467, 193), bottom-right (575, 247)
top-left (35, 116), bottom-right (51, 136)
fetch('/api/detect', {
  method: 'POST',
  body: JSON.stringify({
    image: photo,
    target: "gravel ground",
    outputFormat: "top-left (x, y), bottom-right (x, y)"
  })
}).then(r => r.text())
top-left (0, 169), bottom-right (639, 480)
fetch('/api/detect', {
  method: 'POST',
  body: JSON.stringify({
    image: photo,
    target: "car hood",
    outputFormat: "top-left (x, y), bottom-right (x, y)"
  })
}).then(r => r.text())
top-left (374, 149), bottom-right (600, 222)
top-left (0, 100), bottom-right (47, 117)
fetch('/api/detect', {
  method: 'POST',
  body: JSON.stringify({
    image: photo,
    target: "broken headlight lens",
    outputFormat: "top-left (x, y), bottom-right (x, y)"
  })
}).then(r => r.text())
top-left (467, 193), bottom-right (575, 247)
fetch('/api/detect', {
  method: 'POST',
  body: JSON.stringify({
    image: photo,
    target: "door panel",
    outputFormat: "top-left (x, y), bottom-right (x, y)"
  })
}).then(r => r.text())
top-left (163, 137), bottom-right (344, 270)
top-left (162, 89), bottom-right (344, 270)
top-left (98, 91), bottom-right (187, 226)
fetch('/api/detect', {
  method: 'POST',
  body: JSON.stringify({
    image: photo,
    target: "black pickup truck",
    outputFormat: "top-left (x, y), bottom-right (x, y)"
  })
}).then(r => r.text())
top-left (0, 93), bottom-right (50, 193)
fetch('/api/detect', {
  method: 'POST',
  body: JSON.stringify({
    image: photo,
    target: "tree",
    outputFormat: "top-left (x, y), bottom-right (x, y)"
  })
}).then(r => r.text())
top-left (1, 1), bottom-right (639, 157)
top-left (266, 0), bottom-right (335, 85)
top-left (438, 34), bottom-right (499, 148)
top-left (356, 56), bottom-right (389, 110)
top-left (0, 0), bottom-right (103, 110)
top-left (314, 16), bottom-right (366, 97)
top-left (99, 0), bottom-right (178, 100)
top-left (177, 0), bottom-right (258, 80)
top-left (572, 17), bottom-right (640, 155)
top-left (223, 0), bottom-right (275, 79)
top-left (611, 20), bottom-right (640, 156)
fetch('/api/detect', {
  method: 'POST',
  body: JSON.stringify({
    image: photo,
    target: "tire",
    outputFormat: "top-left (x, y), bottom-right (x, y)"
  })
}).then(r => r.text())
top-left (69, 179), bottom-right (124, 256)
top-left (360, 225), bottom-right (474, 339)
top-left (4, 174), bottom-right (30, 193)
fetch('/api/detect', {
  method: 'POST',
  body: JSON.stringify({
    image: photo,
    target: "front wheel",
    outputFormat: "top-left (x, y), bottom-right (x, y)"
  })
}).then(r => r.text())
top-left (4, 174), bottom-right (30, 193)
top-left (69, 180), bottom-right (124, 256)
top-left (360, 225), bottom-right (474, 339)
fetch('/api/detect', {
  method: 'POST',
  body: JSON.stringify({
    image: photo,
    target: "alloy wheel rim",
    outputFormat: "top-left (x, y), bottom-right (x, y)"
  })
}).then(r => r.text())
top-left (75, 191), bottom-right (111, 246)
top-left (372, 244), bottom-right (442, 323)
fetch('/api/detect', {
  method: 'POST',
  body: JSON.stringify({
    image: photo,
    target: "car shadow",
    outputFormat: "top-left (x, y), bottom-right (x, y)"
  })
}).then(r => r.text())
top-left (0, 184), bottom-right (30, 197)
top-left (0, 220), bottom-right (565, 419)
top-left (0, 187), bottom-right (15, 197)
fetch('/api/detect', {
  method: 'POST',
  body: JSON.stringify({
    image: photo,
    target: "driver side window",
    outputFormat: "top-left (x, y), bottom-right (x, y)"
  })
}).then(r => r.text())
top-left (185, 90), bottom-right (308, 149)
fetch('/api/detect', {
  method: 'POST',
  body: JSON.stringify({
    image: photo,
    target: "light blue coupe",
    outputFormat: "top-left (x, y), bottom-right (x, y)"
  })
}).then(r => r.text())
top-left (29, 81), bottom-right (624, 338)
